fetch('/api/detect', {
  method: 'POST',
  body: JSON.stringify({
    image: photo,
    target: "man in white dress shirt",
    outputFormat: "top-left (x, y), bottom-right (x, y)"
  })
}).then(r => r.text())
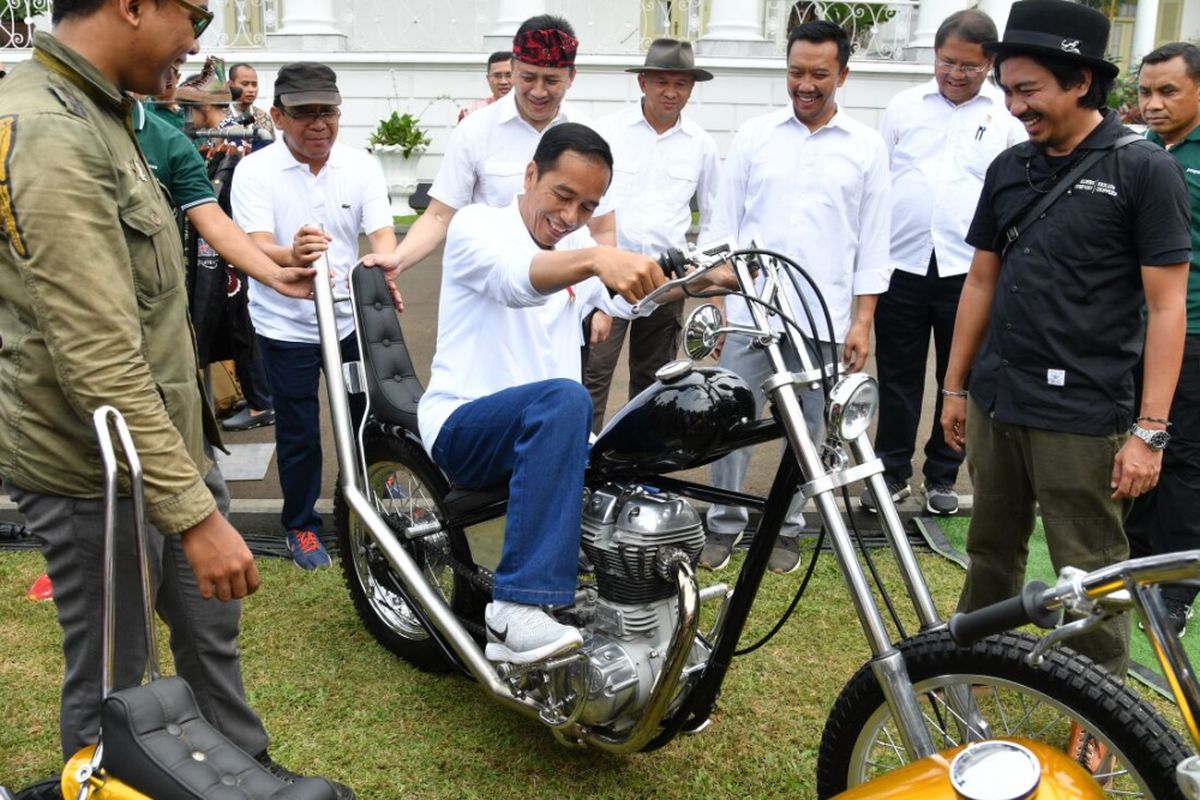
top-left (862, 10), bottom-right (1024, 518)
top-left (421, 123), bottom-right (726, 664)
top-left (585, 39), bottom-right (721, 432)
top-left (365, 14), bottom-right (615, 309)
top-left (701, 21), bottom-right (891, 575)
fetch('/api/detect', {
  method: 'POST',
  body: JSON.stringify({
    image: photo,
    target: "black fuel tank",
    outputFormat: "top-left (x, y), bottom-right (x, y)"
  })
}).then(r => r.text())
top-left (589, 362), bottom-right (757, 477)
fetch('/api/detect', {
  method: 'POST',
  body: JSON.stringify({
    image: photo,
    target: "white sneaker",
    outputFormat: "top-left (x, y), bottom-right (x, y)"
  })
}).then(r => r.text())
top-left (484, 601), bottom-right (583, 665)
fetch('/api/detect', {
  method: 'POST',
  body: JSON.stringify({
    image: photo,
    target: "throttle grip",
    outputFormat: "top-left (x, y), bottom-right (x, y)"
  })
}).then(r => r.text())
top-left (948, 581), bottom-right (1060, 645)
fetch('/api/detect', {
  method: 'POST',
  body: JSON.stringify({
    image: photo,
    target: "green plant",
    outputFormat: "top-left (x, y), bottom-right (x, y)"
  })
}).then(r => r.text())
top-left (1108, 70), bottom-right (1143, 125)
top-left (368, 111), bottom-right (431, 159)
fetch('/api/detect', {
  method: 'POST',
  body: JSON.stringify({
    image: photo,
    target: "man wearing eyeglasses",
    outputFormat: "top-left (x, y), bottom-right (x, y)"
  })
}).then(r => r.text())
top-left (232, 62), bottom-right (396, 571)
top-left (862, 9), bottom-right (1025, 518)
top-left (0, 2), bottom-right (353, 796)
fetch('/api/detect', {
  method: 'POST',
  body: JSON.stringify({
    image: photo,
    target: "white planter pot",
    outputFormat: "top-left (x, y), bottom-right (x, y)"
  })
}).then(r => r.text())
top-left (373, 144), bottom-right (426, 217)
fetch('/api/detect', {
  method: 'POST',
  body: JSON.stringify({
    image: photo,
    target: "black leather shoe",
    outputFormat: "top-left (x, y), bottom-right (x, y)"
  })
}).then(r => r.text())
top-left (255, 751), bottom-right (356, 800)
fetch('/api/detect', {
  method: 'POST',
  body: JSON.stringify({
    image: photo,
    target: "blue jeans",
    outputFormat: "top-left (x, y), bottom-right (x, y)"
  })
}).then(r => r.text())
top-left (431, 379), bottom-right (591, 606)
top-left (258, 333), bottom-right (364, 533)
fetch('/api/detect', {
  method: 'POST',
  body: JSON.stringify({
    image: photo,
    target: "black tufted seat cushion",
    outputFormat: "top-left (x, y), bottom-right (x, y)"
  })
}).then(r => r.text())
top-left (350, 263), bottom-right (423, 433)
top-left (100, 677), bottom-right (336, 800)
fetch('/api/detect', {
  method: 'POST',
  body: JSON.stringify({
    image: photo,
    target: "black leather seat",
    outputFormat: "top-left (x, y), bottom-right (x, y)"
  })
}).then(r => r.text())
top-left (350, 263), bottom-right (423, 433)
top-left (349, 264), bottom-right (508, 519)
top-left (101, 677), bottom-right (336, 800)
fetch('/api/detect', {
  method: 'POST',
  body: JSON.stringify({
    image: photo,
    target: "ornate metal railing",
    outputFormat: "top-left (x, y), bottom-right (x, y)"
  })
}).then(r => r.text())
top-left (766, 0), bottom-right (919, 60)
top-left (0, 0), bottom-right (276, 49)
top-left (637, 0), bottom-right (706, 50)
top-left (1, 0), bottom-right (50, 49)
top-left (211, 0), bottom-right (278, 49)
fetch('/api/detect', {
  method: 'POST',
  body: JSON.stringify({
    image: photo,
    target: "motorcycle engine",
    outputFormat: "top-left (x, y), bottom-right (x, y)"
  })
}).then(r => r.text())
top-left (574, 485), bottom-right (710, 731)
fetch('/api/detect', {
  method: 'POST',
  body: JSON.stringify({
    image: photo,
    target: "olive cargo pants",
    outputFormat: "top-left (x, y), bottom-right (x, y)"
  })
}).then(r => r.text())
top-left (957, 399), bottom-right (1131, 677)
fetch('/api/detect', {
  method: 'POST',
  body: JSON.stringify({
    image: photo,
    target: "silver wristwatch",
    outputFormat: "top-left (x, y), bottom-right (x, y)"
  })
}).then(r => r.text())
top-left (1129, 423), bottom-right (1170, 451)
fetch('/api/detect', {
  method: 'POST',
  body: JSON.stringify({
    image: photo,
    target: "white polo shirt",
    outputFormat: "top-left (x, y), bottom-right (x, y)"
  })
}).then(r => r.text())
top-left (711, 107), bottom-right (892, 340)
top-left (596, 103), bottom-right (721, 256)
top-left (231, 140), bottom-right (392, 343)
top-left (881, 79), bottom-right (1026, 278)
top-left (418, 200), bottom-right (647, 454)
top-left (430, 90), bottom-right (611, 214)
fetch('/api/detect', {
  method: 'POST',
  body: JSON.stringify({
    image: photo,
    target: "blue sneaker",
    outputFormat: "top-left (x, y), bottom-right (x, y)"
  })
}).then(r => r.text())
top-left (286, 529), bottom-right (332, 570)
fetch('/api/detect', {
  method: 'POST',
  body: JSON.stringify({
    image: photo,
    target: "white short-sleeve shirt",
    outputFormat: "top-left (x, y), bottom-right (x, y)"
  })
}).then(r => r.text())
top-left (418, 200), bottom-right (646, 454)
top-left (232, 141), bottom-right (392, 343)
top-left (429, 91), bottom-right (611, 214)
top-left (595, 104), bottom-right (721, 256)
top-left (880, 79), bottom-right (1026, 278)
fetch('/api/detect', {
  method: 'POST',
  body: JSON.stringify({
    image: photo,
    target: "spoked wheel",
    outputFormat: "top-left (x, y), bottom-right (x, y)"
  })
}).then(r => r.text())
top-left (334, 423), bottom-right (487, 673)
top-left (816, 629), bottom-right (1190, 799)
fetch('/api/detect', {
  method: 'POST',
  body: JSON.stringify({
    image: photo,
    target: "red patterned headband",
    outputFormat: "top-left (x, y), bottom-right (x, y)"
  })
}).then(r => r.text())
top-left (512, 28), bottom-right (579, 68)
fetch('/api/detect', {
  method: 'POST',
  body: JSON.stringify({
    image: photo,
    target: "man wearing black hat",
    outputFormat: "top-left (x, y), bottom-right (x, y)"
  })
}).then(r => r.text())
top-left (941, 0), bottom-right (1191, 687)
top-left (232, 61), bottom-right (396, 571)
top-left (585, 39), bottom-right (721, 433)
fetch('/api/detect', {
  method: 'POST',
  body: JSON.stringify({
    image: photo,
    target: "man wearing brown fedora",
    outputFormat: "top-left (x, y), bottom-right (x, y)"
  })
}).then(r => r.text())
top-left (585, 39), bottom-right (721, 432)
top-left (940, 0), bottom-right (1191, 763)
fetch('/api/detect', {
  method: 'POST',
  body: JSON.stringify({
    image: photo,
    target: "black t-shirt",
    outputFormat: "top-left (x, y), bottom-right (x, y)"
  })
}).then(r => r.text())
top-left (965, 111), bottom-right (1191, 436)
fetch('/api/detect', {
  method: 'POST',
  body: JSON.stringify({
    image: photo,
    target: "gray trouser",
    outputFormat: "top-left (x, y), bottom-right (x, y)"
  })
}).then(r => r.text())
top-left (11, 466), bottom-right (269, 761)
top-left (706, 337), bottom-right (833, 539)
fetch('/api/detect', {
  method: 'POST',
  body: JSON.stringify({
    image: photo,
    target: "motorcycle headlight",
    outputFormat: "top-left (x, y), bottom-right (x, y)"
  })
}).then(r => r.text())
top-left (826, 374), bottom-right (879, 441)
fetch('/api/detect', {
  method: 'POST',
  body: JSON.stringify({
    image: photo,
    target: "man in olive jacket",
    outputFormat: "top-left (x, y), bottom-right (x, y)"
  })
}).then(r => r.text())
top-left (0, 4), bottom-right (338, 790)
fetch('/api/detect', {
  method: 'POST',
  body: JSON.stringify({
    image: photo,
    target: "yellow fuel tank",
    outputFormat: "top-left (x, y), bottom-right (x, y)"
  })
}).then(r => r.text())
top-left (833, 739), bottom-right (1106, 800)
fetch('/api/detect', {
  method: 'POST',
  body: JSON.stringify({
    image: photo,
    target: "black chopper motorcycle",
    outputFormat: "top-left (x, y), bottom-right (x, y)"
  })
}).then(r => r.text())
top-left (313, 240), bottom-right (1190, 799)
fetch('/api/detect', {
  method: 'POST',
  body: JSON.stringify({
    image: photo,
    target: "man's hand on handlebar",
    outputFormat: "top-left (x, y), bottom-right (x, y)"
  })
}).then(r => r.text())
top-left (593, 247), bottom-right (666, 304)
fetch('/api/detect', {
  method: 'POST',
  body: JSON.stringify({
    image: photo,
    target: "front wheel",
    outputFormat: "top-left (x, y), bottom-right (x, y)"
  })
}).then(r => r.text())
top-left (816, 629), bottom-right (1190, 799)
top-left (334, 423), bottom-right (487, 673)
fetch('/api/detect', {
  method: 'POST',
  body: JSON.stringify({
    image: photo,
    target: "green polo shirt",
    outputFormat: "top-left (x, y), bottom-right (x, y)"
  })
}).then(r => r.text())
top-left (133, 99), bottom-right (216, 212)
top-left (1149, 125), bottom-right (1200, 334)
top-left (145, 100), bottom-right (186, 132)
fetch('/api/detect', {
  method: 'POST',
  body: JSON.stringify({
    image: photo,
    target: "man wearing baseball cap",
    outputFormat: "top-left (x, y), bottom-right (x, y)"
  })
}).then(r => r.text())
top-left (363, 14), bottom-right (615, 311)
top-left (940, 0), bottom-right (1190, 753)
top-left (232, 62), bottom-right (396, 571)
top-left (585, 40), bottom-right (720, 432)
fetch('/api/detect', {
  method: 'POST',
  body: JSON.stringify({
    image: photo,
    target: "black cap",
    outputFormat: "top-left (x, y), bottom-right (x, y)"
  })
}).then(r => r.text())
top-left (273, 61), bottom-right (342, 107)
top-left (986, 0), bottom-right (1119, 80)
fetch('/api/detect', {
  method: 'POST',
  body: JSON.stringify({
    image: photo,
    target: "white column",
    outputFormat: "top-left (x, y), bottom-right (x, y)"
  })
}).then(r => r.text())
top-left (909, 0), bottom-right (971, 51)
top-left (976, 0), bottom-right (1017, 36)
top-left (268, 0), bottom-right (346, 50)
top-left (696, 0), bottom-right (772, 58)
top-left (1131, 0), bottom-right (1160, 62)
top-left (276, 0), bottom-right (340, 35)
top-left (484, 0), bottom-right (547, 49)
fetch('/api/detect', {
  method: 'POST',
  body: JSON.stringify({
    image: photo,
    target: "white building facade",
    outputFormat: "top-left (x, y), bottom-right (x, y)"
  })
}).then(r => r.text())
top-left (2, 0), bottom-right (1197, 182)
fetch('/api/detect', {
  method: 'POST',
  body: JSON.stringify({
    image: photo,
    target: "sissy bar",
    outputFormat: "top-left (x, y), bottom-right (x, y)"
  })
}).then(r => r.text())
top-left (65, 407), bottom-right (337, 800)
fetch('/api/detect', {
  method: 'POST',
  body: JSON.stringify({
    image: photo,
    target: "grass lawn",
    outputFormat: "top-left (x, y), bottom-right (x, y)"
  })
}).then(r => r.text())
top-left (0, 534), bottom-right (1187, 798)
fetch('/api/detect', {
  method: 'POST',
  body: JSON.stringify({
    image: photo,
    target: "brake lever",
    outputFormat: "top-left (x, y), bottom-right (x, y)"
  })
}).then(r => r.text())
top-left (1027, 614), bottom-right (1106, 666)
